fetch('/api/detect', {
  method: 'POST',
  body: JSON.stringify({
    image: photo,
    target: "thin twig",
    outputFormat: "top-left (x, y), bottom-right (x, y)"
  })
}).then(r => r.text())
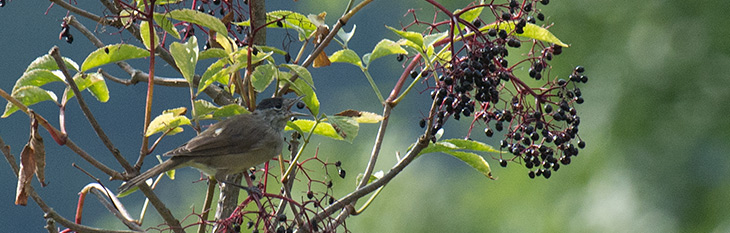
top-left (50, 46), bottom-right (135, 174)
top-left (1, 137), bottom-right (140, 233)
top-left (49, 0), bottom-right (113, 25)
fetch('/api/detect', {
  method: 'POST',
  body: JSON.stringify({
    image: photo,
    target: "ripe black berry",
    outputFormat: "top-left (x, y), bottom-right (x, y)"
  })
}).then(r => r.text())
top-left (528, 170), bottom-right (535, 179)
top-left (540, 0), bottom-right (549, 5)
top-left (537, 12), bottom-right (545, 21)
top-left (484, 128), bottom-right (494, 137)
top-left (472, 19), bottom-right (482, 28)
top-left (410, 71), bottom-right (418, 79)
top-left (397, 54), bottom-right (405, 62)
top-left (338, 169), bottom-right (346, 178)
top-left (578, 140), bottom-right (586, 149)
top-left (488, 28), bottom-right (497, 37)
top-left (575, 66), bottom-right (585, 73)
top-left (499, 159), bottom-right (508, 167)
top-left (542, 169), bottom-right (551, 178)
top-left (307, 191), bottom-right (314, 199)
top-left (501, 12), bottom-right (511, 20)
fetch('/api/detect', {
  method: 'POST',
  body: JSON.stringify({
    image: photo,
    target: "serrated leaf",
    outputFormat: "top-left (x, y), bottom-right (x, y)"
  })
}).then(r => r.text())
top-left (285, 78), bottom-right (319, 116)
top-left (81, 44), bottom-right (150, 72)
top-left (199, 48), bottom-right (227, 60)
top-left (13, 69), bottom-right (64, 92)
top-left (485, 21), bottom-right (569, 47)
top-left (168, 9), bottom-right (227, 33)
top-left (366, 39), bottom-right (407, 66)
top-left (3, 86), bottom-right (58, 118)
top-left (198, 58), bottom-right (227, 94)
top-left (140, 21), bottom-right (159, 50)
top-left (326, 115), bottom-right (359, 143)
top-left (64, 73), bottom-right (110, 102)
top-left (251, 63), bottom-right (276, 92)
top-left (145, 111), bottom-right (191, 137)
top-left (337, 24), bottom-right (356, 46)
top-left (443, 150), bottom-right (493, 179)
top-left (153, 13), bottom-right (180, 39)
top-left (280, 64), bottom-right (313, 87)
top-left (284, 119), bottom-right (342, 140)
top-left (330, 49), bottom-right (362, 67)
top-left (25, 55), bottom-right (79, 72)
top-left (235, 10), bottom-right (317, 41)
top-left (170, 36), bottom-right (199, 84)
top-left (386, 26), bottom-right (424, 50)
top-left (212, 104), bottom-right (249, 119)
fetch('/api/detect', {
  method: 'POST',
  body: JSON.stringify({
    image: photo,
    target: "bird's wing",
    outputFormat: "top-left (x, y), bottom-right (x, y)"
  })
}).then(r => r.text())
top-left (165, 114), bottom-right (272, 157)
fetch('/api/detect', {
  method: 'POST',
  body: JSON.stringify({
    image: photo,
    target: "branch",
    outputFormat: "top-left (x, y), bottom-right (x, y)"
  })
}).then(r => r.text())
top-left (0, 137), bottom-right (141, 233)
top-left (49, 0), bottom-right (114, 25)
top-left (50, 46), bottom-right (135, 174)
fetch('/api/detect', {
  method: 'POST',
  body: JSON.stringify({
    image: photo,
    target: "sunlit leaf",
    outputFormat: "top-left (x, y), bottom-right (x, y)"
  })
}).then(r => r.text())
top-left (80, 44), bottom-right (150, 72)
top-left (455, 4), bottom-right (484, 30)
top-left (228, 50), bottom-right (273, 73)
top-left (386, 26), bottom-right (424, 50)
top-left (63, 73), bottom-right (110, 102)
top-left (3, 86), bottom-right (58, 118)
top-left (153, 13), bottom-right (181, 39)
top-left (212, 104), bottom-right (249, 119)
top-left (366, 39), bottom-right (407, 66)
top-left (140, 21), bottom-right (159, 50)
top-left (484, 21), bottom-right (569, 47)
top-left (13, 69), bottom-right (64, 92)
top-left (170, 36), bottom-right (199, 84)
top-left (285, 119), bottom-right (342, 140)
top-left (441, 138), bottom-right (500, 153)
top-left (330, 49), bottom-right (362, 67)
top-left (334, 110), bottom-right (383, 123)
top-left (256, 45), bottom-right (287, 55)
top-left (156, 0), bottom-right (182, 5)
top-left (25, 55), bottom-right (79, 72)
top-left (168, 9), bottom-right (227, 33)
top-left (215, 33), bottom-right (237, 54)
top-left (423, 32), bottom-right (447, 50)
top-left (443, 150), bottom-right (493, 179)
top-left (193, 99), bottom-right (218, 120)
top-left (145, 111), bottom-right (191, 137)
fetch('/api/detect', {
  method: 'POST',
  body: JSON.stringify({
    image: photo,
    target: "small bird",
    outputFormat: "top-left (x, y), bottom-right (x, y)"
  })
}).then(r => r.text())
top-left (119, 96), bottom-right (304, 193)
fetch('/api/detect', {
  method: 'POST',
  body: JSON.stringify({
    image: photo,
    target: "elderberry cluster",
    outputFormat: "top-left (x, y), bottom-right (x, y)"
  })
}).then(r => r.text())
top-left (416, 0), bottom-right (587, 179)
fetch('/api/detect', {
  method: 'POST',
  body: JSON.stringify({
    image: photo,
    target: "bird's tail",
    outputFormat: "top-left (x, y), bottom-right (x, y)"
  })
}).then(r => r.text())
top-left (118, 159), bottom-right (180, 193)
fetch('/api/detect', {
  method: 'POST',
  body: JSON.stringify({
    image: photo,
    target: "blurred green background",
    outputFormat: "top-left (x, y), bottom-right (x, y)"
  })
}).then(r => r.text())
top-left (2, 0), bottom-right (729, 232)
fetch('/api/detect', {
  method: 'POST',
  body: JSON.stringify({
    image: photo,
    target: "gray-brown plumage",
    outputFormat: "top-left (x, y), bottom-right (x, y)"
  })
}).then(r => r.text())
top-left (119, 97), bottom-right (303, 193)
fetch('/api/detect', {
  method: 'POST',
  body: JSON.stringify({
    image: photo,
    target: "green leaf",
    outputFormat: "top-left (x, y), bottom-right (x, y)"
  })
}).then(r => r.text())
top-left (330, 49), bottom-right (362, 67)
top-left (456, 4), bottom-right (484, 30)
top-left (441, 138), bottom-right (500, 153)
top-left (285, 78), bottom-right (319, 116)
top-left (326, 115), bottom-right (359, 143)
top-left (443, 150), bottom-right (493, 179)
top-left (80, 44), bottom-right (150, 72)
top-left (212, 104), bottom-right (249, 119)
top-left (336, 24), bottom-right (356, 47)
top-left (153, 13), bottom-right (181, 39)
top-left (168, 9), bottom-right (227, 33)
top-left (285, 119), bottom-right (342, 140)
top-left (280, 64), bottom-right (313, 87)
top-left (485, 21), bottom-right (569, 47)
top-left (63, 73), bottom-right (110, 102)
top-left (2, 86), bottom-right (58, 118)
top-left (193, 99), bottom-right (218, 120)
top-left (251, 63), bottom-right (277, 92)
top-left (199, 48), bottom-right (227, 60)
top-left (423, 32), bottom-right (447, 50)
top-left (140, 20), bottom-right (159, 50)
top-left (145, 111), bottom-right (191, 137)
top-left (228, 50), bottom-right (273, 73)
top-left (156, 0), bottom-right (182, 4)
top-left (198, 58), bottom-right (227, 94)
top-left (366, 39), bottom-right (407, 66)
top-left (170, 36), bottom-right (199, 84)
top-left (353, 111), bottom-right (384, 124)
top-left (13, 69), bottom-right (64, 92)
top-left (236, 10), bottom-right (317, 41)
top-left (25, 55), bottom-right (79, 72)
top-left (386, 26), bottom-right (424, 50)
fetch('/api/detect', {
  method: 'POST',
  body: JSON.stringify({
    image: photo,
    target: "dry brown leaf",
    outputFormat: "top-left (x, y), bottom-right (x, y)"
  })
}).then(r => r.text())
top-left (30, 114), bottom-right (46, 186)
top-left (15, 144), bottom-right (35, 206)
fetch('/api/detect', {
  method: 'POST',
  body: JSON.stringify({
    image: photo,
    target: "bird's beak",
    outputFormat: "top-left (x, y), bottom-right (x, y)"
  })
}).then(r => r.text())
top-left (287, 95), bottom-right (308, 117)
